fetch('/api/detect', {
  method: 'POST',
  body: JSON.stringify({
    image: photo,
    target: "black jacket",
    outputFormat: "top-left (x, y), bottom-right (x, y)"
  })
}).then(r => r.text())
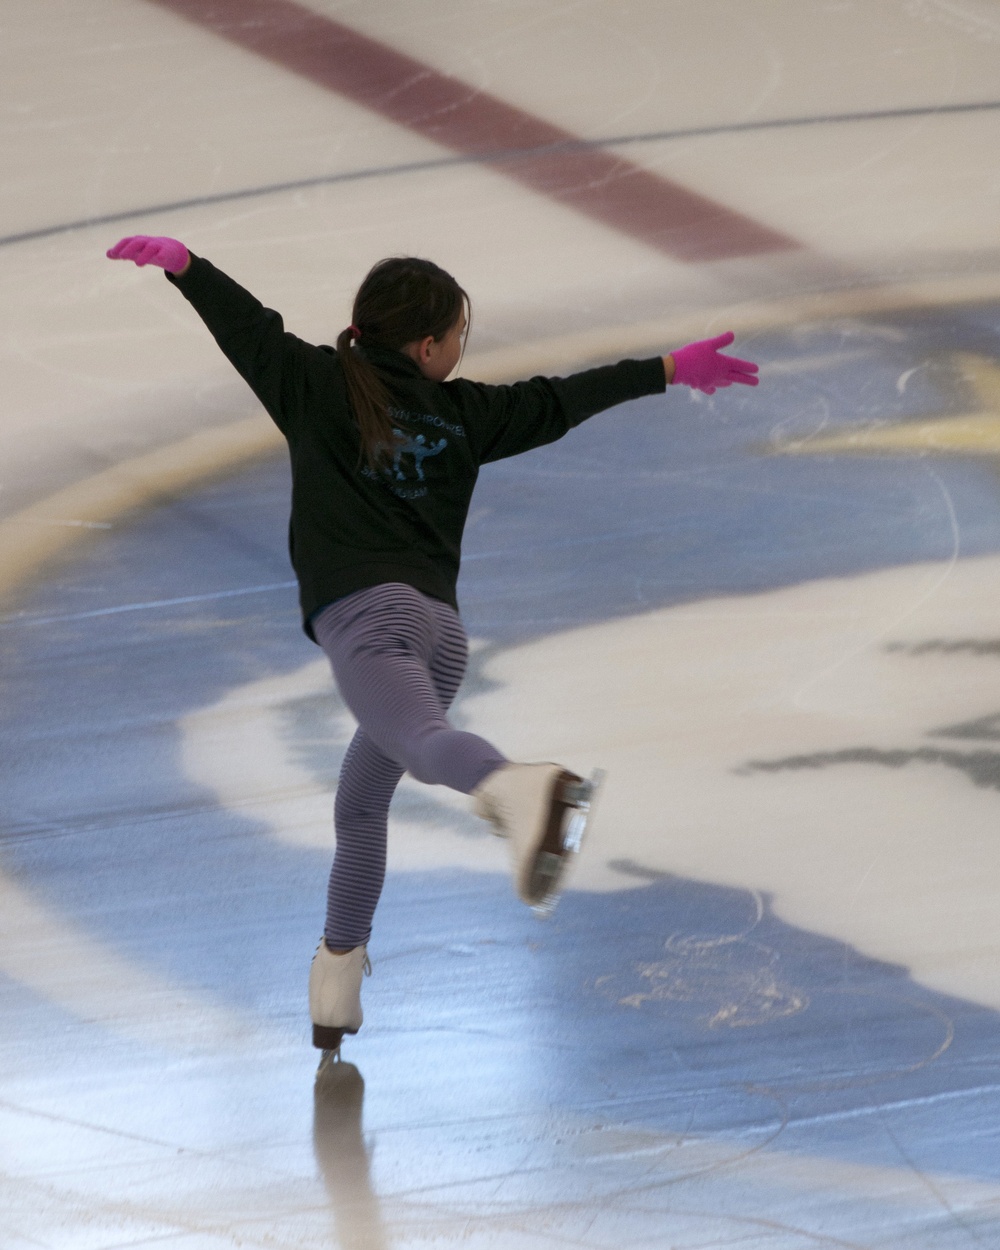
top-left (167, 256), bottom-right (667, 636)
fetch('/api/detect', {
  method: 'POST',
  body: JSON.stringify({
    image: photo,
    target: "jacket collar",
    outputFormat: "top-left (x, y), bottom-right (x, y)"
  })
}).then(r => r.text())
top-left (359, 343), bottom-right (424, 380)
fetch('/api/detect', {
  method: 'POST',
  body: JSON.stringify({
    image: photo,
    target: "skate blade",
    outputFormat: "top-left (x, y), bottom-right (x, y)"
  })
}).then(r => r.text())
top-left (562, 768), bottom-right (604, 854)
top-left (528, 850), bottom-right (566, 916)
top-left (315, 1047), bottom-right (342, 1080)
top-left (530, 769), bottom-right (605, 917)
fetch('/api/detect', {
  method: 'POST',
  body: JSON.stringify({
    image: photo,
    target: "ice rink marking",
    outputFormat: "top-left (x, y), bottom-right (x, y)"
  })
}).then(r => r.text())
top-left (146, 0), bottom-right (794, 261)
top-left (3, 97), bottom-right (998, 251)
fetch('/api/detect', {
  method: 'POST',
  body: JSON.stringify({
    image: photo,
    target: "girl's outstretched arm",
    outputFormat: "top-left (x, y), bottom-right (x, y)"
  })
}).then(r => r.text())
top-left (665, 332), bottom-right (759, 395)
top-left (467, 330), bottom-right (761, 464)
top-left (105, 235), bottom-right (310, 435)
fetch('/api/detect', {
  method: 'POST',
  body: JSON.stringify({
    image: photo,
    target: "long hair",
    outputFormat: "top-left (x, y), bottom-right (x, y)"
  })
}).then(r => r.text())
top-left (336, 257), bottom-right (469, 471)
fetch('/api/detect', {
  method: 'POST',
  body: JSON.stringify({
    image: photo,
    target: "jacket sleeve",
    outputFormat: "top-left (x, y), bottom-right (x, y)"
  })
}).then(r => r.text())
top-left (456, 358), bottom-right (667, 464)
top-left (165, 255), bottom-right (316, 435)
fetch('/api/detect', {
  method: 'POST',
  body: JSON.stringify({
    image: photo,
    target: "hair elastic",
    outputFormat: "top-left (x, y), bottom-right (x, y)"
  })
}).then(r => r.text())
top-left (348, 324), bottom-right (361, 340)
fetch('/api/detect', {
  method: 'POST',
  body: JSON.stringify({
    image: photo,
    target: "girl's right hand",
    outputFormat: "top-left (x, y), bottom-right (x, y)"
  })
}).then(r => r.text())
top-left (669, 332), bottom-right (759, 395)
top-left (106, 235), bottom-right (190, 275)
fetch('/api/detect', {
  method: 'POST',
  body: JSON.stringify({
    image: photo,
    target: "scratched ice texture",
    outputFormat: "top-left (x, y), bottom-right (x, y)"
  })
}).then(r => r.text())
top-left (4, 1), bottom-right (1000, 1247)
top-left (4, 307), bottom-right (1000, 1246)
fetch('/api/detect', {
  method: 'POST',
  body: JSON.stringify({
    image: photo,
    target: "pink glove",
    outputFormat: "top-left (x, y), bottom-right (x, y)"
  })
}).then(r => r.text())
top-left (671, 332), bottom-right (759, 395)
top-left (106, 235), bottom-right (190, 274)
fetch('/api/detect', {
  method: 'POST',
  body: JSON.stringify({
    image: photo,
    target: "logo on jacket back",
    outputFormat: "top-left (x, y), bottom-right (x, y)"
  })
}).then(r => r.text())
top-left (361, 407), bottom-right (465, 500)
top-left (391, 430), bottom-right (447, 482)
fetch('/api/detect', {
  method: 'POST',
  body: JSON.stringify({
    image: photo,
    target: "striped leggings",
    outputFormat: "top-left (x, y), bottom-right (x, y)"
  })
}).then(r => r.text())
top-left (312, 584), bottom-right (507, 950)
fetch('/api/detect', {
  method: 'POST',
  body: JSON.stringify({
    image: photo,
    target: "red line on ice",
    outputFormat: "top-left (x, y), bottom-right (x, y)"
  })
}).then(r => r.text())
top-left (149, 0), bottom-right (798, 262)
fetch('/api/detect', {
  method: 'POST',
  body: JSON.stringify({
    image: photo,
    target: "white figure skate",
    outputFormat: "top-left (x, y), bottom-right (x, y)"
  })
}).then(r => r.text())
top-left (473, 762), bottom-right (604, 915)
top-left (309, 941), bottom-right (371, 1063)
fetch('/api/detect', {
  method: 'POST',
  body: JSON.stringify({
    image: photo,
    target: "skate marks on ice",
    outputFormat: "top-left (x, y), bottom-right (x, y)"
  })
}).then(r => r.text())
top-left (171, 598), bottom-right (1000, 1234)
top-left (775, 350), bottom-right (1000, 457)
top-left (590, 869), bottom-right (808, 1029)
top-left (582, 881), bottom-right (955, 1093)
top-left (5, 307), bottom-right (1000, 1243)
top-left (603, 930), bottom-right (808, 1029)
top-left (178, 551), bottom-right (1000, 1015)
top-left (456, 554), bottom-right (1000, 1017)
top-left (313, 1078), bottom-right (1000, 1250)
top-left (308, 871), bottom-right (1000, 1248)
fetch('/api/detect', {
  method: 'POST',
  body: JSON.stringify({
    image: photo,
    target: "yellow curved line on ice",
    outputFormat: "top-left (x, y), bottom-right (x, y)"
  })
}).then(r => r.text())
top-left (780, 354), bottom-right (1000, 456)
top-left (0, 414), bottom-right (282, 603)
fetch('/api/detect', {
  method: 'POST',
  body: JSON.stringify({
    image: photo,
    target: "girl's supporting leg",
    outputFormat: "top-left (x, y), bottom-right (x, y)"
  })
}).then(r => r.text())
top-left (324, 729), bottom-right (403, 950)
top-left (314, 584), bottom-right (507, 949)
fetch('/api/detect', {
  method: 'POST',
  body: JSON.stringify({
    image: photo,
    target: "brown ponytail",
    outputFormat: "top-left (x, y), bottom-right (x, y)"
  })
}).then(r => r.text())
top-left (338, 257), bottom-right (470, 471)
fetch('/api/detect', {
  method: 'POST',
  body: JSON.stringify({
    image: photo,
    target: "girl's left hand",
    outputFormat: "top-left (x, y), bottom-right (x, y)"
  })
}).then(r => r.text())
top-left (668, 332), bottom-right (759, 395)
top-left (106, 235), bottom-right (190, 274)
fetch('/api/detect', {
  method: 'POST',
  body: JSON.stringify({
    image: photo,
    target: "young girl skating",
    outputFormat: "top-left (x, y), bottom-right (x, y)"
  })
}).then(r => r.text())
top-left (106, 234), bottom-right (759, 1063)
